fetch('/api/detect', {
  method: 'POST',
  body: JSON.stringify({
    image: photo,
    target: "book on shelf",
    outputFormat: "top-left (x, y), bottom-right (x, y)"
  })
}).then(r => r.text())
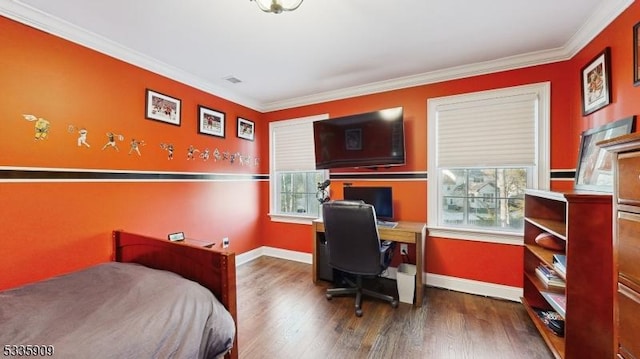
top-left (533, 307), bottom-right (565, 337)
top-left (552, 254), bottom-right (566, 277)
top-left (541, 291), bottom-right (566, 318)
top-left (535, 264), bottom-right (566, 288)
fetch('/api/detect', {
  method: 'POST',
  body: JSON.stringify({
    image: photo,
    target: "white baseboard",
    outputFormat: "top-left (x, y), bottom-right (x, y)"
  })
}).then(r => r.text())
top-left (236, 246), bottom-right (312, 266)
top-left (426, 273), bottom-right (522, 302)
top-left (237, 246), bottom-right (522, 302)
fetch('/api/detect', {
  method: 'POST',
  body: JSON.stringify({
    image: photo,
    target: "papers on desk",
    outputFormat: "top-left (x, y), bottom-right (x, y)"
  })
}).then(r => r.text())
top-left (377, 221), bottom-right (398, 229)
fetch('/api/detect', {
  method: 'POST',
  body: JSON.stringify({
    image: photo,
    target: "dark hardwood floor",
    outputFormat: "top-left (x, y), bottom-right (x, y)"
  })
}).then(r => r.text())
top-left (236, 256), bottom-right (553, 359)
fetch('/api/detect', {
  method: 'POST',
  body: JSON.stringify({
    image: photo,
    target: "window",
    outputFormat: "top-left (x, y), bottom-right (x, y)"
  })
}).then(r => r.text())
top-left (269, 114), bottom-right (329, 224)
top-left (277, 171), bottom-right (326, 217)
top-left (441, 168), bottom-right (527, 230)
top-left (427, 83), bottom-right (550, 244)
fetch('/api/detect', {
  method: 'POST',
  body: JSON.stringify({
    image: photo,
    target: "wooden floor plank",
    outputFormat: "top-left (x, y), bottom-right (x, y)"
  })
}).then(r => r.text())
top-left (237, 256), bottom-right (553, 359)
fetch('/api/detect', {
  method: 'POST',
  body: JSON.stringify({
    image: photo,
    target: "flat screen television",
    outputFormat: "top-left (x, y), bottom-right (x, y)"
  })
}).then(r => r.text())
top-left (343, 186), bottom-right (394, 221)
top-left (313, 107), bottom-right (405, 169)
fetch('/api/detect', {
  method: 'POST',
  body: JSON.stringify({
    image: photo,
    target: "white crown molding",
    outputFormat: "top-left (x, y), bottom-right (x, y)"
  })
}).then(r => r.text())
top-left (0, 0), bottom-right (634, 113)
top-left (0, 0), bottom-right (263, 111)
top-left (262, 0), bottom-right (635, 111)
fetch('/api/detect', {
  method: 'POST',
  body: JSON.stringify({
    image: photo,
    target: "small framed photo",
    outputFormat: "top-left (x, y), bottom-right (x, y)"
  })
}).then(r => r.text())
top-left (237, 117), bottom-right (255, 141)
top-left (167, 232), bottom-right (185, 242)
top-left (198, 105), bottom-right (225, 138)
top-left (580, 47), bottom-right (612, 116)
top-left (633, 21), bottom-right (640, 86)
top-left (145, 89), bottom-right (181, 126)
top-left (575, 116), bottom-right (635, 192)
top-left (345, 128), bottom-right (362, 150)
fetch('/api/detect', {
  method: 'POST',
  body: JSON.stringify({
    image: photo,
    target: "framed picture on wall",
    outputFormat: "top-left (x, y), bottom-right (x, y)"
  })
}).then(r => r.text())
top-left (580, 47), bottom-right (612, 116)
top-left (237, 117), bottom-right (255, 141)
top-left (145, 89), bottom-right (181, 126)
top-left (345, 128), bottom-right (362, 150)
top-left (634, 21), bottom-right (640, 86)
top-left (197, 105), bottom-right (225, 138)
top-left (575, 116), bottom-right (635, 192)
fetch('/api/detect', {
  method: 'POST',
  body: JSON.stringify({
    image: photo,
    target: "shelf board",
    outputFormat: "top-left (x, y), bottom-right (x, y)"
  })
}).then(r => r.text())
top-left (525, 244), bottom-right (563, 267)
top-left (525, 270), bottom-right (565, 295)
top-left (522, 297), bottom-right (565, 359)
top-left (525, 217), bottom-right (567, 239)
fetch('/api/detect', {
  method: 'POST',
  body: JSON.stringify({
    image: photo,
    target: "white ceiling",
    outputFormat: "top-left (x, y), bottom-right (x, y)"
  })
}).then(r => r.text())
top-left (0, 0), bottom-right (633, 112)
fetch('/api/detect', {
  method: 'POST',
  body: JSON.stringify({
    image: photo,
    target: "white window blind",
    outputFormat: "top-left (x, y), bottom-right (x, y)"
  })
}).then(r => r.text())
top-left (270, 114), bottom-right (328, 171)
top-left (436, 93), bottom-right (538, 168)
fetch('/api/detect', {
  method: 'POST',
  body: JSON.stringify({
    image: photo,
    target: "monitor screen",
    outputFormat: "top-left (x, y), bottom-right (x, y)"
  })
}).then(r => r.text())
top-left (343, 186), bottom-right (394, 221)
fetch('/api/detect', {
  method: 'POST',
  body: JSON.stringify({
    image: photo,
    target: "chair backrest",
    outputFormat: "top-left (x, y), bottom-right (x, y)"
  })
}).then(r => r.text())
top-left (322, 200), bottom-right (383, 275)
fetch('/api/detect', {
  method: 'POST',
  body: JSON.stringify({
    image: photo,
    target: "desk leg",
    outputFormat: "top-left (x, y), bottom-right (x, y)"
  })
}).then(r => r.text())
top-left (312, 223), bottom-right (318, 284)
top-left (414, 229), bottom-right (425, 307)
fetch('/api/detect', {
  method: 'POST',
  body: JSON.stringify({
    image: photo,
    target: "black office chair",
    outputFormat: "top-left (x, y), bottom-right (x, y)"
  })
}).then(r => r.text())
top-left (322, 200), bottom-right (399, 317)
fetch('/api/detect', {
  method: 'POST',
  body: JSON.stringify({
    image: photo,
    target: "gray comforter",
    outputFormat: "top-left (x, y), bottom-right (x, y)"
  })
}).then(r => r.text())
top-left (0, 262), bottom-right (235, 359)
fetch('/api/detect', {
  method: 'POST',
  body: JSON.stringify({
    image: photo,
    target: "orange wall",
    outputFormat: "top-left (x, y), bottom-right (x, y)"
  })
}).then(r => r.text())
top-left (0, 17), bottom-right (265, 289)
top-left (260, 1), bottom-right (640, 288)
top-left (3, 1), bottom-right (640, 291)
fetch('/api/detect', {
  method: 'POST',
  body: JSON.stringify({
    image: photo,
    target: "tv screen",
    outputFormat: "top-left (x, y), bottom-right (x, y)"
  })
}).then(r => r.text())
top-left (343, 186), bottom-right (394, 221)
top-left (313, 107), bottom-right (405, 169)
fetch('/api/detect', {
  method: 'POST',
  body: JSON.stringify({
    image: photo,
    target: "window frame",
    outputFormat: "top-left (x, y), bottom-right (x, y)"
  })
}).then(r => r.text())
top-left (427, 83), bottom-right (550, 244)
top-left (269, 114), bottom-right (329, 225)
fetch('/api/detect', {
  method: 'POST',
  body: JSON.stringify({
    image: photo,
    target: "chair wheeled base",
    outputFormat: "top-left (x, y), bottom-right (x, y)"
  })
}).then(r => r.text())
top-left (325, 276), bottom-right (398, 317)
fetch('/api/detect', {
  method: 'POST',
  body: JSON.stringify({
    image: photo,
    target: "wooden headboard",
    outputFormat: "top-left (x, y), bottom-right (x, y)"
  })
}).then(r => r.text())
top-left (112, 230), bottom-right (238, 359)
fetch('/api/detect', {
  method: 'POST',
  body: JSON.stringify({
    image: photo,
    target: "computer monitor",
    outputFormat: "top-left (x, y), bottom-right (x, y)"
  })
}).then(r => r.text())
top-left (343, 186), bottom-right (394, 221)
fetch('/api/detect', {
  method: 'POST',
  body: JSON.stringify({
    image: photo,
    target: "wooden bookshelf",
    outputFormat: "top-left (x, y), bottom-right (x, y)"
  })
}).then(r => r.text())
top-left (522, 189), bottom-right (613, 359)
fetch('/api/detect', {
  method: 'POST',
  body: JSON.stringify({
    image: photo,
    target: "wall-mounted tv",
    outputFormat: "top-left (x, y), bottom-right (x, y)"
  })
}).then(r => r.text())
top-left (313, 107), bottom-right (405, 169)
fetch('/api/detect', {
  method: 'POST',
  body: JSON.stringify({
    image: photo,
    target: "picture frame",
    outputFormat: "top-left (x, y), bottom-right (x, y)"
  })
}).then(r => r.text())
top-left (345, 128), bottom-right (362, 150)
top-left (145, 89), bottom-right (181, 126)
top-left (634, 21), bottom-right (640, 86)
top-left (197, 105), bottom-right (225, 138)
top-left (167, 232), bottom-right (185, 242)
top-left (575, 116), bottom-right (635, 192)
top-left (580, 47), bottom-right (612, 116)
top-left (237, 117), bottom-right (255, 141)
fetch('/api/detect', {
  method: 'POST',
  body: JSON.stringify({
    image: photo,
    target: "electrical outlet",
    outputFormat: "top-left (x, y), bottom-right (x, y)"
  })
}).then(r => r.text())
top-left (222, 237), bottom-right (229, 248)
top-left (400, 244), bottom-right (408, 254)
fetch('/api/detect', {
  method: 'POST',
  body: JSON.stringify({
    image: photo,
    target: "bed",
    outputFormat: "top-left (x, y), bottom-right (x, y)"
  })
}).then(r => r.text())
top-left (0, 230), bottom-right (238, 359)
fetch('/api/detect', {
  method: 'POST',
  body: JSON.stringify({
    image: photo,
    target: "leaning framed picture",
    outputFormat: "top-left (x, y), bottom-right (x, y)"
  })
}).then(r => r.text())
top-left (580, 47), bottom-right (612, 116)
top-left (634, 21), bottom-right (640, 86)
top-left (145, 89), bottom-right (181, 126)
top-left (575, 116), bottom-right (635, 192)
top-left (237, 117), bottom-right (255, 141)
top-left (197, 105), bottom-right (225, 138)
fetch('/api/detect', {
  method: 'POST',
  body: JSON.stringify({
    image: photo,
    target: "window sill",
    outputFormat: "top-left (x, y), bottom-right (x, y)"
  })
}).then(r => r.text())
top-left (427, 226), bottom-right (523, 246)
top-left (269, 213), bottom-right (319, 225)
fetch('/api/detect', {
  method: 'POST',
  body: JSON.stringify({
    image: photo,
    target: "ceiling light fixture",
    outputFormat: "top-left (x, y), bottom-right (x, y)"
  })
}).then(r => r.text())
top-left (251, 0), bottom-right (304, 14)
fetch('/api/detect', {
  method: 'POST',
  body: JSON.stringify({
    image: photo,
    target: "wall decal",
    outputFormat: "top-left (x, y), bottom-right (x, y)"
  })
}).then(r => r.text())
top-left (68, 125), bottom-right (90, 148)
top-left (22, 114), bottom-right (50, 141)
top-left (128, 138), bottom-right (145, 156)
top-left (187, 145), bottom-right (200, 160)
top-left (160, 143), bottom-right (175, 160)
top-left (200, 148), bottom-right (211, 161)
top-left (101, 132), bottom-right (124, 151)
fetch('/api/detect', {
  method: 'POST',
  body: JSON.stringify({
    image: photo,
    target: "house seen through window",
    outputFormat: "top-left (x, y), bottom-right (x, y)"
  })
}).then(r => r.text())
top-left (441, 168), bottom-right (527, 231)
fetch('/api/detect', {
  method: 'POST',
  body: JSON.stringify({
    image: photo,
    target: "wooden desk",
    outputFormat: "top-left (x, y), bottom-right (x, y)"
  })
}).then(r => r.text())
top-left (312, 219), bottom-right (427, 307)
